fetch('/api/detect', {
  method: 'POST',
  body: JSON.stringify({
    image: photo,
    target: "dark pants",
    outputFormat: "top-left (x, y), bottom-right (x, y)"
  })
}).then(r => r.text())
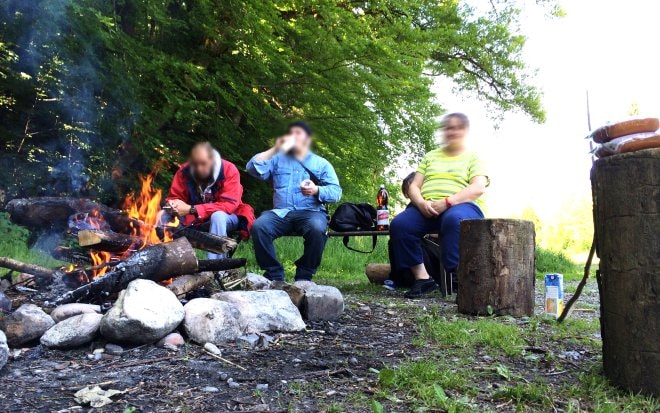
top-left (390, 203), bottom-right (484, 272)
top-left (251, 210), bottom-right (328, 281)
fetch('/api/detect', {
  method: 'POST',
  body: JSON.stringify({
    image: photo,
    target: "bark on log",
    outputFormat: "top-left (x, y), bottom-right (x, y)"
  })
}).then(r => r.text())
top-left (457, 219), bottom-right (535, 317)
top-left (166, 272), bottom-right (216, 297)
top-left (365, 263), bottom-right (390, 284)
top-left (53, 238), bottom-right (198, 304)
top-left (197, 259), bottom-right (248, 272)
top-left (591, 148), bottom-right (659, 396)
top-left (165, 269), bottom-right (244, 297)
top-left (51, 246), bottom-right (92, 265)
top-left (0, 256), bottom-right (56, 278)
top-left (53, 238), bottom-right (247, 305)
top-left (6, 197), bottom-right (139, 234)
top-left (167, 226), bottom-right (238, 255)
top-left (78, 230), bottom-right (144, 252)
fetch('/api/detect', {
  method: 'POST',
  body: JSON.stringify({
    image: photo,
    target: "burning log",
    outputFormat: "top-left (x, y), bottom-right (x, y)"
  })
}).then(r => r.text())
top-left (6, 197), bottom-right (140, 234)
top-left (54, 238), bottom-right (246, 305)
top-left (51, 246), bottom-right (93, 265)
top-left (166, 226), bottom-right (238, 255)
top-left (77, 230), bottom-right (144, 252)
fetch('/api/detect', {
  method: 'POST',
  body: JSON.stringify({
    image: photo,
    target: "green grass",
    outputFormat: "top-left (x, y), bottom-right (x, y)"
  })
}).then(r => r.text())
top-left (376, 360), bottom-right (473, 412)
top-left (536, 247), bottom-right (583, 281)
top-left (0, 213), bottom-right (63, 271)
top-left (415, 314), bottom-right (525, 357)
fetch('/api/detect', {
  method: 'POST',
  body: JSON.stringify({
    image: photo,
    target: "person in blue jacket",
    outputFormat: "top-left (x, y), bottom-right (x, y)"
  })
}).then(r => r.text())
top-left (246, 121), bottom-right (342, 282)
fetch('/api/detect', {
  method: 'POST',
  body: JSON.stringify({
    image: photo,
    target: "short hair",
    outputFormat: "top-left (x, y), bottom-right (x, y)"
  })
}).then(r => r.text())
top-left (191, 141), bottom-right (215, 158)
top-left (441, 112), bottom-right (470, 129)
top-left (288, 120), bottom-right (312, 137)
top-left (401, 172), bottom-right (416, 199)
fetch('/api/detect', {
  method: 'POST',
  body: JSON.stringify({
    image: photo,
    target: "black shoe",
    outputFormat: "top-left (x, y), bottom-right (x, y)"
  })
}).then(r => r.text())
top-left (404, 278), bottom-right (439, 299)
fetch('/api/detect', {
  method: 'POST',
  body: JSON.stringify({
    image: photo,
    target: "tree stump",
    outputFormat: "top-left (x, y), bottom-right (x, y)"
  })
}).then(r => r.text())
top-left (457, 219), bottom-right (535, 317)
top-left (591, 148), bottom-right (659, 396)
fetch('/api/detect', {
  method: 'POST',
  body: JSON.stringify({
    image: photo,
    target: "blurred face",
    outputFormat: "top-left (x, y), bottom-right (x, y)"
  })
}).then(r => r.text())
top-left (190, 148), bottom-right (215, 181)
top-left (289, 126), bottom-right (311, 153)
top-left (442, 117), bottom-right (468, 147)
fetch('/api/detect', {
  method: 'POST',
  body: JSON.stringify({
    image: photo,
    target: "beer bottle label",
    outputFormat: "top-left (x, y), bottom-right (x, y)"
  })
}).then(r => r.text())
top-left (377, 208), bottom-right (389, 225)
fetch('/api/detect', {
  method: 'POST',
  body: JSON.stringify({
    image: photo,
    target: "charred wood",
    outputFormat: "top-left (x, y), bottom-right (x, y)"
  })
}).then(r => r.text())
top-left (77, 230), bottom-right (144, 252)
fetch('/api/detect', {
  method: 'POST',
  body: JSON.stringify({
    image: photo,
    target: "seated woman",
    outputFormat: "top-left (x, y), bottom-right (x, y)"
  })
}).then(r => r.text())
top-left (390, 113), bottom-right (489, 298)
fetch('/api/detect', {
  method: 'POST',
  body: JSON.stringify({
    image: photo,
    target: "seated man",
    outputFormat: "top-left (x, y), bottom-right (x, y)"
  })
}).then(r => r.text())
top-left (247, 121), bottom-right (342, 282)
top-left (163, 142), bottom-right (254, 258)
top-left (390, 113), bottom-right (489, 298)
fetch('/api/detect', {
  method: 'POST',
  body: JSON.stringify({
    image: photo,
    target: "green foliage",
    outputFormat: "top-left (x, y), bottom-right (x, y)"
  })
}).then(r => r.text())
top-left (0, 213), bottom-right (62, 270)
top-left (1, 0), bottom-right (545, 210)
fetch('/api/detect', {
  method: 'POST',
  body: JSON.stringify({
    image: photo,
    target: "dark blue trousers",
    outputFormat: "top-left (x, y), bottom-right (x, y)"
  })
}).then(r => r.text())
top-left (390, 203), bottom-right (484, 272)
top-left (251, 210), bottom-right (328, 281)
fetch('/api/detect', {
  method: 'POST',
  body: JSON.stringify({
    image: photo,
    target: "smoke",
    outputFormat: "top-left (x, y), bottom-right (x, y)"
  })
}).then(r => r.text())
top-left (1, 0), bottom-right (123, 196)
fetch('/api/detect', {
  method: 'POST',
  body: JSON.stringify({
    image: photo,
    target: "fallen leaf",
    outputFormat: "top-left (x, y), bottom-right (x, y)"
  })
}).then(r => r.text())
top-left (74, 386), bottom-right (123, 408)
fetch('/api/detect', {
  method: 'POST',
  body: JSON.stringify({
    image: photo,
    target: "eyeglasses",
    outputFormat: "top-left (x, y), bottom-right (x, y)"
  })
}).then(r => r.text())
top-left (442, 125), bottom-right (465, 131)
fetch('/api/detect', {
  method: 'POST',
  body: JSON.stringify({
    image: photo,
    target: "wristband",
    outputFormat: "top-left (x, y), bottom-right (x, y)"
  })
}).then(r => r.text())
top-left (445, 197), bottom-right (453, 208)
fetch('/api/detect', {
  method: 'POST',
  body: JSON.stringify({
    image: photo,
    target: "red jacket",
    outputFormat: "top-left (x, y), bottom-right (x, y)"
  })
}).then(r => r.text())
top-left (166, 154), bottom-right (255, 239)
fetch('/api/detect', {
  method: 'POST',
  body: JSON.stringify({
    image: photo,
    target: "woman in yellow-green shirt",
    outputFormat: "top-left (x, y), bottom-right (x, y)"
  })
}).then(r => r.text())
top-left (390, 113), bottom-right (489, 298)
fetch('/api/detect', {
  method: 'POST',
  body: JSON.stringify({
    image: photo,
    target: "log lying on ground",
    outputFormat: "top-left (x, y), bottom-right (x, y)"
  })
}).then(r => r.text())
top-left (0, 256), bottom-right (56, 279)
top-left (53, 238), bottom-right (246, 305)
top-left (166, 226), bottom-right (238, 254)
top-left (6, 197), bottom-right (140, 234)
top-left (78, 230), bottom-right (144, 252)
top-left (51, 246), bottom-right (92, 265)
top-left (365, 263), bottom-right (390, 284)
top-left (165, 269), bottom-right (244, 297)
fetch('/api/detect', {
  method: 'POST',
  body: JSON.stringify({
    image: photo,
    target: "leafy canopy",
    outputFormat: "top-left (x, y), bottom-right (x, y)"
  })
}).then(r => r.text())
top-left (0, 0), bottom-right (546, 209)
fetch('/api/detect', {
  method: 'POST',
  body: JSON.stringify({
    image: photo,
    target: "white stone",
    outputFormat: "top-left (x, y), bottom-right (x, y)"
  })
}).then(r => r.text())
top-left (302, 285), bottom-right (344, 321)
top-left (0, 304), bottom-right (55, 346)
top-left (244, 273), bottom-right (272, 290)
top-left (183, 298), bottom-right (242, 344)
top-left (50, 303), bottom-right (101, 323)
top-left (99, 280), bottom-right (184, 344)
top-left (212, 290), bottom-right (306, 333)
top-left (40, 313), bottom-right (102, 349)
top-left (0, 330), bottom-right (8, 370)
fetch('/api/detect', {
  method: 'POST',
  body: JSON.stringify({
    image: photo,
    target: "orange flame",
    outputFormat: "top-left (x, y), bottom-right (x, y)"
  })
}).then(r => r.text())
top-left (91, 251), bottom-right (112, 277)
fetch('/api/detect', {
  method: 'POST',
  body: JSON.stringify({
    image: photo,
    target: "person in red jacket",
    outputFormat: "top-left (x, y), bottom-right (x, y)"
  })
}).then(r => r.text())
top-left (163, 142), bottom-right (255, 258)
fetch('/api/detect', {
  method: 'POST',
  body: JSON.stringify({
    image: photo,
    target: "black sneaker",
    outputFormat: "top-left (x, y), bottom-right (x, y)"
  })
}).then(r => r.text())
top-left (404, 278), bottom-right (439, 299)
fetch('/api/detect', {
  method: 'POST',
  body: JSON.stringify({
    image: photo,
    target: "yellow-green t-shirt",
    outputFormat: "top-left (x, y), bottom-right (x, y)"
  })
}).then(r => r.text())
top-left (416, 148), bottom-right (488, 210)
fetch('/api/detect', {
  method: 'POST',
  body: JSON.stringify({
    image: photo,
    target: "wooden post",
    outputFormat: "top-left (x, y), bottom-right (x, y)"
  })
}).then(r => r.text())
top-left (457, 219), bottom-right (535, 317)
top-left (591, 148), bottom-right (659, 396)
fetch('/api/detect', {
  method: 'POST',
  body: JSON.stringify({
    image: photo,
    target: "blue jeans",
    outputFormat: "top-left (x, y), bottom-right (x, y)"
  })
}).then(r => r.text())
top-left (390, 203), bottom-right (484, 272)
top-left (250, 210), bottom-right (328, 281)
top-left (159, 210), bottom-right (239, 260)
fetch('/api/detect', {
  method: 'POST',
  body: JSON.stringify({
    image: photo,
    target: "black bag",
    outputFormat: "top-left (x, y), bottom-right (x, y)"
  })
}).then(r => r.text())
top-left (388, 236), bottom-right (446, 293)
top-left (329, 203), bottom-right (378, 253)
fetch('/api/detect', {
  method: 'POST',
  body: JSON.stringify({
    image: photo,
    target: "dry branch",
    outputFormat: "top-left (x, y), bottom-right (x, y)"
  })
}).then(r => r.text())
top-left (78, 230), bottom-right (144, 252)
top-left (0, 256), bottom-right (56, 278)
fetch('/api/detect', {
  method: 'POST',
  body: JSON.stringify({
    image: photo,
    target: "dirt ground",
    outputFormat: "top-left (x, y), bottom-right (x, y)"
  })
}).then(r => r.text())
top-left (0, 280), bottom-right (610, 413)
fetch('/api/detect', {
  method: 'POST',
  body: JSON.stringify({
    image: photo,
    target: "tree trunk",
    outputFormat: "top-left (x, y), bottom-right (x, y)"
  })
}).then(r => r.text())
top-left (457, 219), bottom-right (535, 317)
top-left (591, 148), bottom-right (659, 396)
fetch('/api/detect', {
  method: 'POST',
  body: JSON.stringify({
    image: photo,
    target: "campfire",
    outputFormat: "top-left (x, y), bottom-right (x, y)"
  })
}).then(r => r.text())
top-left (4, 183), bottom-right (245, 304)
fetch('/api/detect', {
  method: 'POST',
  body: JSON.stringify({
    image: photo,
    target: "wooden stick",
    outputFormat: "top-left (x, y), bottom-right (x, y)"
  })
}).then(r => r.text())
top-left (0, 256), bottom-right (55, 278)
top-left (203, 350), bottom-right (247, 371)
top-left (78, 230), bottom-right (144, 252)
top-left (557, 235), bottom-right (596, 323)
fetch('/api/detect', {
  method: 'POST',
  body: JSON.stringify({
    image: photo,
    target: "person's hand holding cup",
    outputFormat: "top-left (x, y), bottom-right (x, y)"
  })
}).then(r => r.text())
top-left (276, 135), bottom-right (295, 153)
top-left (300, 179), bottom-right (318, 196)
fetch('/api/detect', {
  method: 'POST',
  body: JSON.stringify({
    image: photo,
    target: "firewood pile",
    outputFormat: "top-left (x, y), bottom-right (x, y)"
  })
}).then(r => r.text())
top-left (1, 196), bottom-right (246, 303)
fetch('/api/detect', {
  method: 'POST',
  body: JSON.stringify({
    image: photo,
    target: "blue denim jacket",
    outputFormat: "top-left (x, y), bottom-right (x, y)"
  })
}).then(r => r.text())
top-left (246, 152), bottom-right (342, 217)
